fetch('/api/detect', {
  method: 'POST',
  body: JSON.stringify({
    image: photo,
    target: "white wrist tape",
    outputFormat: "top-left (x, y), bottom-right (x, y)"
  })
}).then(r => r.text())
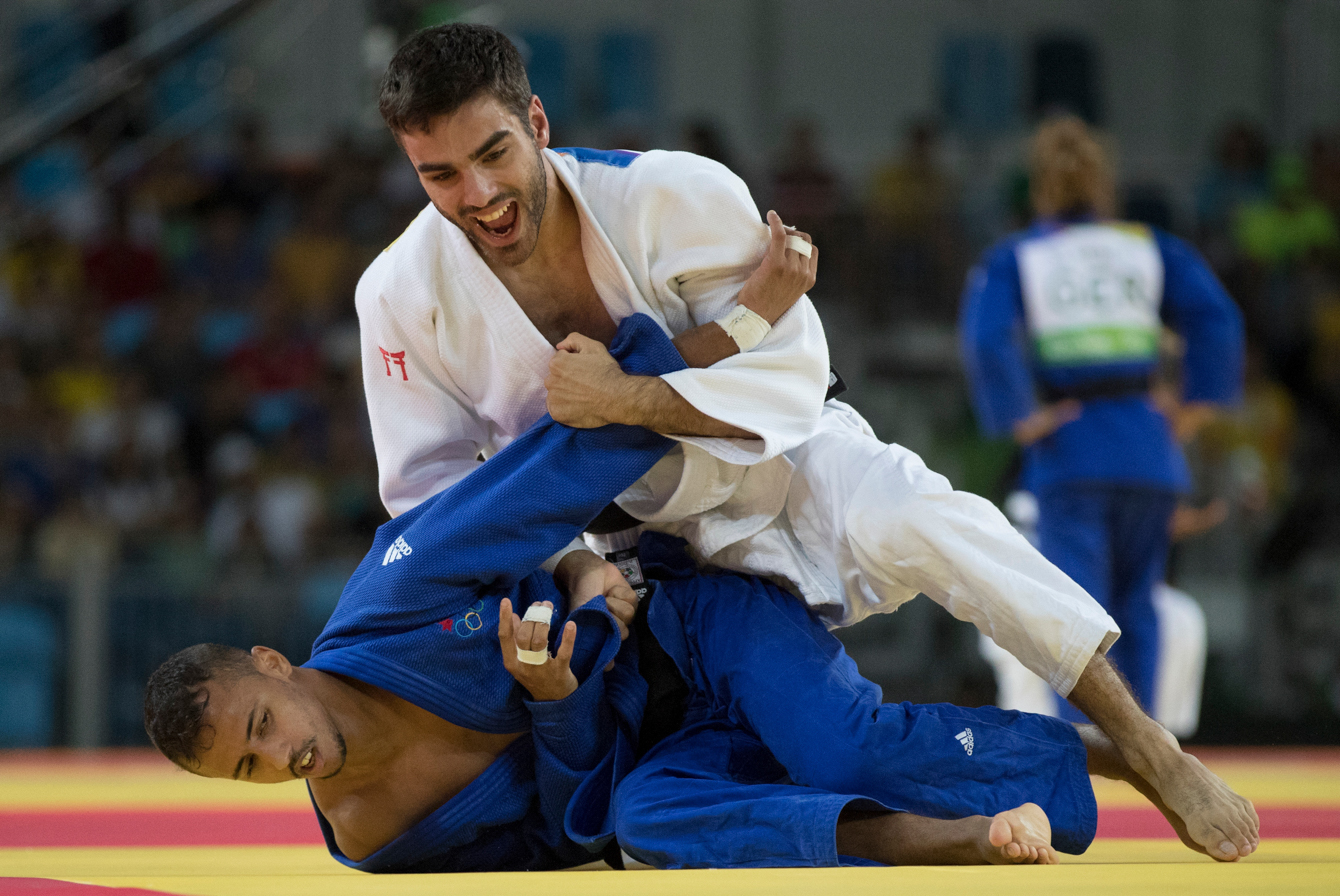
top-left (517, 605), bottom-right (555, 665)
top-left (785, 234), bottom-right (813, 257)
top-left (715, 304), bottom-right (772, 352)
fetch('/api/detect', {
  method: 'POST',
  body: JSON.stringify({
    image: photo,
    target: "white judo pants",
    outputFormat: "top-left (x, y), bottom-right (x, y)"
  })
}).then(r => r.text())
top-left (980, 583), bottom-right (1206, 736)
top-left (652, 403), bottom-right (1121, 698)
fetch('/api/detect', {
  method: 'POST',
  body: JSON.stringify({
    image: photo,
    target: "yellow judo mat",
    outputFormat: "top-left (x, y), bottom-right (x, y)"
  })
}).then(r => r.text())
top-left (2, 747), bottom-right (1338, 895)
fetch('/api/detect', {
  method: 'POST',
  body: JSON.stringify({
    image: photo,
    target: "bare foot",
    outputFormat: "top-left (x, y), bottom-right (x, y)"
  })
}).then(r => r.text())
top-left (983, 803), bottom-right (1059, 865)
top-left (1079, 722), bottom-right (1259, 862)
top-left (1145, 749), bottom-right (1260, 862)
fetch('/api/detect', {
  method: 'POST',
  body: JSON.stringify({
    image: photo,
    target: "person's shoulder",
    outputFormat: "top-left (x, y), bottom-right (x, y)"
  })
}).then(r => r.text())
top-left (982, 228), bottom-right (1033, 266)
top-left (355, 205), bottom-right (450, 308)
top-left (1144, 224), bottom-right (1207, 269)
top-left (553, 146), bottom-right (745, 198)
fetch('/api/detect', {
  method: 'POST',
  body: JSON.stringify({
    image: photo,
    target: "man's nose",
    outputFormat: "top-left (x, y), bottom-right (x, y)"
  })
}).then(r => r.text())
top-left (259, 741), bottom-right (291, 771)
top-left (460, 166), bottom-right (497, 209)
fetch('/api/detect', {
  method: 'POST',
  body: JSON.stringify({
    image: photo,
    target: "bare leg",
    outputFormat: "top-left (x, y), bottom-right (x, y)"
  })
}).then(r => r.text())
top-left (836, 804), bottom-right (1058, 866)
top-left (1067, 653), bottom-right (1259, 861)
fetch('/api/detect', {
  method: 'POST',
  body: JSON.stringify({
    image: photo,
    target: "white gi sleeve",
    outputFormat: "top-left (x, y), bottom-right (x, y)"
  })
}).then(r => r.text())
top-left (643, 155), bottom-right (830, 465)
top-left (356, 267), bottom-right (487, 517)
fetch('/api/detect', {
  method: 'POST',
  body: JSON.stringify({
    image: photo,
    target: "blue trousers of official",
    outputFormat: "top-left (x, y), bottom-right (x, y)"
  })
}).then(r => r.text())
top-left (611, 570), bottom-right (1097, 869)
top-left (1036, 483), bottom-right (1177, 721)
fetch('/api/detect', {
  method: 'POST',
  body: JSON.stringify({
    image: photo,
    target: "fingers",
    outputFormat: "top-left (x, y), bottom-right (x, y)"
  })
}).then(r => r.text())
top-left (498, 598), bottom-right (516, 654)
top-left (766, 209), bottom-right (787, 263)
top-left (555, 332), bottom-right (595, 354)
top-left (555, 620), bottom-right (576, 667)
top-left (604, 583), bottom-right (636, 640)
top-left (804, 240), bottom-right (819, 288)
top-left (516, 601), bottom-right (554, 655)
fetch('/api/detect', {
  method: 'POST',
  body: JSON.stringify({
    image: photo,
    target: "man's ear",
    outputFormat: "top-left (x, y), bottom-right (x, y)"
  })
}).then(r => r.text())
top-left (528, 95), bottom-right (550, 150)
top-left (250, 646), bottom-right (293, 678)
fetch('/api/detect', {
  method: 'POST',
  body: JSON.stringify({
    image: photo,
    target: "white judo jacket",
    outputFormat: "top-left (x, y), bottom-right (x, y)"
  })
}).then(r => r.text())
top-left (358, 148), bottom-right (826, 552)
top-left (357, 147), bottom-right (1119, 697)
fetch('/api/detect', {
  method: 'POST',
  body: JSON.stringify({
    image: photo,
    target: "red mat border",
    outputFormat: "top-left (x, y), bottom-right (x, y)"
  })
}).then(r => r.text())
top-left (2, 806), bottom-right (1337, 848)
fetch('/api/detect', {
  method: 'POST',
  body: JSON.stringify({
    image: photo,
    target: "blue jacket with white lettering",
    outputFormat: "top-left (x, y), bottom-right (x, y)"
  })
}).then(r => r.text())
top-left (303, 314), bottom-right (680, 872)
top-left (959, 218), bottom-right (1244, 492)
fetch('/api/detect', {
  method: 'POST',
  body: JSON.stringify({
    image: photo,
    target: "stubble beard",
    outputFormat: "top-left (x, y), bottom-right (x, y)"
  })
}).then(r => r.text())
top-left (449, 142), bottom-right (548, 269)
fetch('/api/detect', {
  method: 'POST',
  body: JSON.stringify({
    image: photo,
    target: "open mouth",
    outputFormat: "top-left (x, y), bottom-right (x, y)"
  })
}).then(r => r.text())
top-left (296, 745), bottom-right (320, 777)
top-left (471, 199), bottom-right (519, 243)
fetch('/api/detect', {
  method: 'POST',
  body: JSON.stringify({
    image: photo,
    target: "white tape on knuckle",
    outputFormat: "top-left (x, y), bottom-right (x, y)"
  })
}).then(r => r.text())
top-left (516, 647), bottom-right (550, 665)
top-left (784, 234), bottom-right (812, 257)
top-left (521, 605), bottom-right (554, 626)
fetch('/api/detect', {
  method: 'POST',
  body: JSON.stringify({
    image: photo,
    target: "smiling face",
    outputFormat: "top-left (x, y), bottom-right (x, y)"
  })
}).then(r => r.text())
top-left (192, 649), bottom-right (347, 784)
top-left (398, 92), bottom-right (551, 269)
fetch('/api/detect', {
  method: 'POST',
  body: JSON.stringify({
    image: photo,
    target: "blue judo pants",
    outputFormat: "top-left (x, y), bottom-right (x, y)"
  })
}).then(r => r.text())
top-left (1036, 484), bottom-right (1177, 721)
top-left (611, 570), bottom-right (1097, 868)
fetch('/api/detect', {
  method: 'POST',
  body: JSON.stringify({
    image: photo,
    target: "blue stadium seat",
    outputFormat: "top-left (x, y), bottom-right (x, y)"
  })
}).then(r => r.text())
top-left (0, 604), bottom-right (60, 747)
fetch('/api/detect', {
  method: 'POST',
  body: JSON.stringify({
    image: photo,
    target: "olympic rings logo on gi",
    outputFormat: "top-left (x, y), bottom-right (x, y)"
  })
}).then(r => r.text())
top-left (437, 600), bottom-right (487, 637)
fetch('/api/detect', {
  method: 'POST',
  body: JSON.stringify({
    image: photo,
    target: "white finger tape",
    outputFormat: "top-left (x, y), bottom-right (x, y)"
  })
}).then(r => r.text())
top-left (785, 234), bottom-right (813, 257)
top-left (516, 647), bottom-right (549, 665)
top-left (522, 605), bottom-right (554, 626)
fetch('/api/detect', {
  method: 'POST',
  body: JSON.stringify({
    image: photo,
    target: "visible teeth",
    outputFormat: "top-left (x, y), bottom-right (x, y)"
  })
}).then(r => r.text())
top-left (477, 202), bottom-right (511, 222)
top-left (302, 750), bottom-right (313, 769)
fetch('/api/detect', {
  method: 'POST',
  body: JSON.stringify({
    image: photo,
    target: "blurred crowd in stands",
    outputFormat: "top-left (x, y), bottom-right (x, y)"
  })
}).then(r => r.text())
top-left (4, 109), bottom-right (1340, 743)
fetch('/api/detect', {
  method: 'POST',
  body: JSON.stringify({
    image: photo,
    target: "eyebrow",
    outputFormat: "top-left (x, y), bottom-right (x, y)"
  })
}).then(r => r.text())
top-left (414, 129), bottom-right (511, 174)
top-left (231, 705), bottom-right (257, 780)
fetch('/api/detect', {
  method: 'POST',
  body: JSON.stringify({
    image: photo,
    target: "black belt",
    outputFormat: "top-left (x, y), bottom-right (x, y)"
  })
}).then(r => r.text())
top-left (1040, 374), bottom-right (1151, 403)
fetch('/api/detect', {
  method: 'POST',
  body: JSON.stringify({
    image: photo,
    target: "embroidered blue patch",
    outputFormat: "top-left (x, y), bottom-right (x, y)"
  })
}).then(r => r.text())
top-left (554, 147), bottom-right (640, 168)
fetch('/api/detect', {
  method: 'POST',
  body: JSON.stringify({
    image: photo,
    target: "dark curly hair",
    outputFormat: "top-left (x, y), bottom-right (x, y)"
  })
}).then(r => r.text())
top-left (143, 644), bottom-right (255, 772)
top-left (379, 23), bottom-right (533, 137)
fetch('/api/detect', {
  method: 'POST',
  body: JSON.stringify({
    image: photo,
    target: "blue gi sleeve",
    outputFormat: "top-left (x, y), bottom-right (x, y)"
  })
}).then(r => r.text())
top-left (1154, 230), bottom-right (1245, 405)
top-left (523, 596), bottom-right (630, 845)
top-left (960, 240), bottom-right (1038, 437)
top-left (318, 314), bottom-right (688, 643)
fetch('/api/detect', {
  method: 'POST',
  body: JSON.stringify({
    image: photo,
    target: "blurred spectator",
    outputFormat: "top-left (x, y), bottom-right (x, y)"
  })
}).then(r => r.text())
top-left (44, 323), bottom-right (114, 417)
top-left (226, 295), bottom-right (322, 437)
top-left (178, 199), bottom-right (268, 310)
top-left (2, 216), bottom-right (85, 308)
top-left (868, 121), bottom-right (958, 239)
top-left (1234, 155), bottom-right (1339, 268)
top-left (270, 190), bottom-right (359, 325)
top-left (770, 120), bottom-right (841, 239)
top-left (83, 193), bottom-right (165, 310)
top-left (1196, 121), bottom-right (1270, 242)
top-left (1194, 346), bottom-right (1297, 512)
top-left (867, 120), bottom-right (963, 321)
top-left (205, 432), bottom-right (322, 565)
top-left (683, 119), bottom-right (741, 177)
top-left (212, 117), bottom-right (281, 219)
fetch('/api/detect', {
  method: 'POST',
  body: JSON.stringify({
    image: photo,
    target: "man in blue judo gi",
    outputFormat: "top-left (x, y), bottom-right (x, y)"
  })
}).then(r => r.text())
top-left (959, 117), bottom-right (1245, 720)
top-left (144, 315), bottom-right (1255, 871)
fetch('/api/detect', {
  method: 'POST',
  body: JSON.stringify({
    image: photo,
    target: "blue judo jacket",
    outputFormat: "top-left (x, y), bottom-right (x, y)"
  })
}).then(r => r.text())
top-left (959, 218), bottom-right (1244, 493)
top-left (303, 314), bottom-right (682, 872)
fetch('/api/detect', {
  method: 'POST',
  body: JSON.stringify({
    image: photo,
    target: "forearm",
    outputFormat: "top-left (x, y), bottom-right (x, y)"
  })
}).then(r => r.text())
top-left (671, 322), bottom-right (739, 369)
top-left (607, 374), bottom-right (757, 439)
top-left (1066, 652), bottom-right (1181, 781)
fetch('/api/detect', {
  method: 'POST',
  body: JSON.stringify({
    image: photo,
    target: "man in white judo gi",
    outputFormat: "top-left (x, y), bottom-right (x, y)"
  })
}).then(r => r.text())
top-left (355, 23), bottom-right (1258, 861)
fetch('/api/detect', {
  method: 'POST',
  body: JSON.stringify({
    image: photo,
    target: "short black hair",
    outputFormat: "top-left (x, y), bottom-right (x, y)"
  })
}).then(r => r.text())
top-left (143, 644), bottom-right (255, 771)
top-left (379, 23), bottom-right (532, 136)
